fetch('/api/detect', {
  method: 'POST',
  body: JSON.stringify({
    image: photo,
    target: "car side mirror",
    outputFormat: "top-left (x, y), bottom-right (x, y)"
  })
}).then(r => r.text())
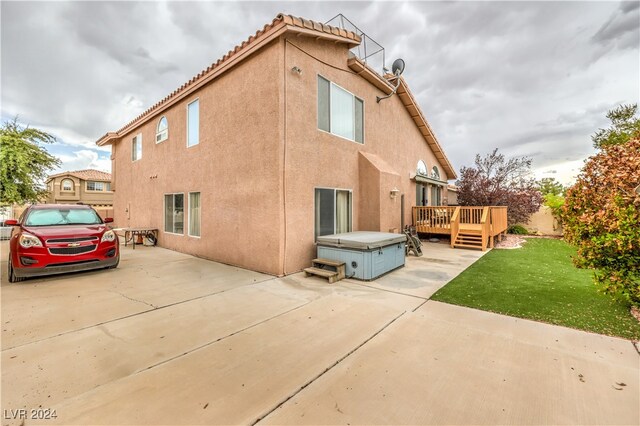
top-left (103, 217), bottom-right (114, 223)
top-left (4, 219), bottom-right (18, 226)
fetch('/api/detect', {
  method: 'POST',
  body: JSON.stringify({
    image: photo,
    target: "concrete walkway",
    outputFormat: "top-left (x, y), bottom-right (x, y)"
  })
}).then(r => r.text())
top-left (1, 241), bottom-right (637, 425)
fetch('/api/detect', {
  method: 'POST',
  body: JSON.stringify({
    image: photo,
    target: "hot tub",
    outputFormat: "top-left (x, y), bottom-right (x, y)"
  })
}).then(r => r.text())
top-left (316, 231), bottom-right (406, 280)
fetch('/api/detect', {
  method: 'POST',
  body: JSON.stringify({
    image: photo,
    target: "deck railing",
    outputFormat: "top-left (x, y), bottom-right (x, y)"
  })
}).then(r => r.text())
top-left (412, 205), bottom-right (508, 249)
top-left (450, 207), bottom-right (460, 247)
top-left (459, 206), bottom-right (485, 225)
top-left (412, 206), bottom-right (457, 234)
top-left (488, 206), bottom-right (508, 246)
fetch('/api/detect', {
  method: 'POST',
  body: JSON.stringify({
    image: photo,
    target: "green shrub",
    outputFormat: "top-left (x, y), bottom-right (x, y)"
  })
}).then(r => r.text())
top-left (507, 225), bottom-right (529, 235)
top-left (543, 193), bottom-right (565, 218)
top-left (562, 139), bottom-right (640, 306)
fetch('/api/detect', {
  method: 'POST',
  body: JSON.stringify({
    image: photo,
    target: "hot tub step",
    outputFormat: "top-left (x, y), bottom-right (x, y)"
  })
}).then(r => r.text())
top-left (304, 267), bottom-right (340, 284)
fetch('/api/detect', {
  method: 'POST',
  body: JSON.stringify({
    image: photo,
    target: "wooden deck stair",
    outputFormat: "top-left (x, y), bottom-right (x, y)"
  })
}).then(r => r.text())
top-left (453, 230), bottom-right (484, 250)
top-left (304, 258), bottom-right (346, 284)
top-left (413, 206), bottom-right (508, 251)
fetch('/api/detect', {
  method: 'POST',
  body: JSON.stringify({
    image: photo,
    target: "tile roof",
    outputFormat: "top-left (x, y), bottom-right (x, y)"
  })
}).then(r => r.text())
top-left (47, 169), bottom-right (112, 182)
top-left (97, 14), bottom-right (360, 146)
top-left (94, 13), bottom-right (457, 180)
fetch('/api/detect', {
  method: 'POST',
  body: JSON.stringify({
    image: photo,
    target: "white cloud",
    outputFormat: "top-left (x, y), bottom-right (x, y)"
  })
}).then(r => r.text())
top-left (1, 1), bottom-right (638, 187)
top-left (534, 158), bottom-right (588, 186)
top-left (54, 150), bottom-right (111, 173)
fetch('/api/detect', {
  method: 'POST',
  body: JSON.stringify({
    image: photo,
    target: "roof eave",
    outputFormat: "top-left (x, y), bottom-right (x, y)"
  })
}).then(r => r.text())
top-left (96, 132), bottom-right (118, 146)
top-left (396, 79), bottom-right (457, 180)
top-left (347, 57), bottom-right (394, 94)
top-left (95, 15), bottom-right (360, 147)
top-left (347, 57), bottom-right (457, 180)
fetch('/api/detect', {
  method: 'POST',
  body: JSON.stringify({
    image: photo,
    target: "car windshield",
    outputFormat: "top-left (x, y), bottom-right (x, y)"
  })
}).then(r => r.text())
top-left (24, 208), bottom-right (102, 226)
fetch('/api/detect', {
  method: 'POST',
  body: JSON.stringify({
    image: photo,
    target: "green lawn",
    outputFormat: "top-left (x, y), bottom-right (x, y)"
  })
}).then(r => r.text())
top-left (432, 238), bottom-right (640, 340)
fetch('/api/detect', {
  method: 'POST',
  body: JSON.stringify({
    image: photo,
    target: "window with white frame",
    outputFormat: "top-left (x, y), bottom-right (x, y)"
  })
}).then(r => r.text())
top-left (106, 182), bottom-right (111, 191)
top-left (188, 192), bottom-right (201, 237)
top-left (164, 193), bottom-right (184, 234)
top-left (61, 179), bottom-right (73, 191)
top-left (187, 100), bottom-right (199, 147)
top-left (417, 160), bottom-right (428, 176)
top-left (86, 181), bottom-right (104, 191)
top-left (318, 76), bottom-right (364, 143)
top-left (314, 188), bottom-right (352, 240)
top-left (132, 133), bottom-right (142, 161)
top-left (156, 116), bottom-right (168, 143)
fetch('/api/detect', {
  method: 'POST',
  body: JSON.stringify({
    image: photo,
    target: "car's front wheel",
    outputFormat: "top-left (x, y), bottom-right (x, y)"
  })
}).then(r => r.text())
top-left (8, 254), bottom-right (25, 283)
top-left (108, 254), bottom-right (120, 269)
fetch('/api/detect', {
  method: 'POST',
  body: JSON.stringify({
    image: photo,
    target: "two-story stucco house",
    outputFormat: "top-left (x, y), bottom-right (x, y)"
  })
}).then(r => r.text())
top-left (96, 14), bottom-right (457, 276)
top-left (45, 169), bottom-right (113, 207)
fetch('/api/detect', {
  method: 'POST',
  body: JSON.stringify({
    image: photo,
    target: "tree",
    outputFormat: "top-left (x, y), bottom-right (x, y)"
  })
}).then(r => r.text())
top-left (0, 117), bottom-right (60, 206)
top-left (537, 177), bottom-right (565, 196)
top-left (592, 103), bottom-right (640, 149)
top-left (456, 149), bottom-right (542, 225)
top-left (562, 139), bottom-right (640, 306)
top-left (537, 178), bottom-right (565, 222)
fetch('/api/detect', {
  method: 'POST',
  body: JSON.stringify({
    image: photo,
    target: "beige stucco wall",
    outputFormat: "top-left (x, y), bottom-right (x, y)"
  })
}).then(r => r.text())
top-left (108, 34), bottom-right (453, 276)
top-left (281, 35), bottom-right (451, 273)
top-left (522, 206), bottom-right (563, 236)
top-left (111, 40), bottom-right (284, 275)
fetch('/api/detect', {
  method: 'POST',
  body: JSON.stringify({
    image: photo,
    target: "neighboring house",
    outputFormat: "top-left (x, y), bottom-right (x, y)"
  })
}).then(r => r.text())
top-left (96, 14), bottom-right (457, 276)
top-left (45, 169), bottom-right (113, 207)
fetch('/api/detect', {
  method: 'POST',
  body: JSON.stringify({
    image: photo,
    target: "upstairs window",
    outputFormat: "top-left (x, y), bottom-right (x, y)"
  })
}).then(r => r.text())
top-left (187, 99), bottom-right (199, 147)
top-left (318, 76), bottom-right (364, 143)
top-left (156, 116), bottom-right (168, 143)
top-left (132, 133), bottom-right (142, 161)
top-left (61, 179), bottom-right (73, 191)
top-left (417, 160), bottom-right (428, 176)
top-left (86, 181), bottom-right (104, 191)
top-left (431, 166), bottom-right (440, 180)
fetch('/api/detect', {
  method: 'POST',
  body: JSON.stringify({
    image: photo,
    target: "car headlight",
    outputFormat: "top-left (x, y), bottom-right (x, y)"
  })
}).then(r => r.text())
top-left (101, 230), bottom-right (116, 243)
top-left (19, 233), bottom-right (43, 248)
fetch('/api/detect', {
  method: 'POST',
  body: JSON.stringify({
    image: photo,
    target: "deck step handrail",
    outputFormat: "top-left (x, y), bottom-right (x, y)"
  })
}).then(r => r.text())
top-left (480, 207), bottom-right (490, 249)
top-left (450, 206), bottom-right (460, 248)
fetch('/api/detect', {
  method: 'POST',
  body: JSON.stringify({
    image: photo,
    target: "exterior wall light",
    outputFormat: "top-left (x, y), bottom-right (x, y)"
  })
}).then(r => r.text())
top-left (291, 66), bottom-right (302, 75)
top-left (390, 188), bottom-right (400, 199)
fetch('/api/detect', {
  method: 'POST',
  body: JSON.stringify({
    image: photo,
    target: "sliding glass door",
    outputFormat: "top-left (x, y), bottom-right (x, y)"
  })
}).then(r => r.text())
top-left (315, 188), bottom-right (352, 239)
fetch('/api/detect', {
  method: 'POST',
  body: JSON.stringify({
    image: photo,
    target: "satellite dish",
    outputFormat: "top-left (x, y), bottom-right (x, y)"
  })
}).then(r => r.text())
top-left (377, 58), bottom-right (406, 103)
top-left (392, 58), bottom-right (405, 76)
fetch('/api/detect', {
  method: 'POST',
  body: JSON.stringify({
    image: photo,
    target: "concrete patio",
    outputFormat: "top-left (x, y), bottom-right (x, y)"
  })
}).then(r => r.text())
top-left (1, 241), bottom-right (637, 425)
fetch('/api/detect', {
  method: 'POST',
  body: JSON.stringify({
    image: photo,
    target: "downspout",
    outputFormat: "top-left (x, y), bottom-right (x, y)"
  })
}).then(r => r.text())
top-left (281, 37), bottom-right (288, 275)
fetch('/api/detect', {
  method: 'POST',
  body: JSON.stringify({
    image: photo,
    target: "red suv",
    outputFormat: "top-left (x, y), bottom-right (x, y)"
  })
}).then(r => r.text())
top-left (5, 204), bottom-right (119, 282)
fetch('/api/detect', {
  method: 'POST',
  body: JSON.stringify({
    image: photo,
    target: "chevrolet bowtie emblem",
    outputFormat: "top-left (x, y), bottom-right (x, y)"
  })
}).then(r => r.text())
top-left (67, 243), bottom-right (81, 247)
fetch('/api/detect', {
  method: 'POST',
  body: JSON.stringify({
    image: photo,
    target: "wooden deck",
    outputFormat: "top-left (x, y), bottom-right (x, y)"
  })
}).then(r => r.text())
top-left (412, 206), bottom-right (508, 250)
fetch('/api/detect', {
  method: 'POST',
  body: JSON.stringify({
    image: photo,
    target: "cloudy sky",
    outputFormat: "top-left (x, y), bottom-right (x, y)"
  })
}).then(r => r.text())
top-left (2, 1), bottom-right (638, 184)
